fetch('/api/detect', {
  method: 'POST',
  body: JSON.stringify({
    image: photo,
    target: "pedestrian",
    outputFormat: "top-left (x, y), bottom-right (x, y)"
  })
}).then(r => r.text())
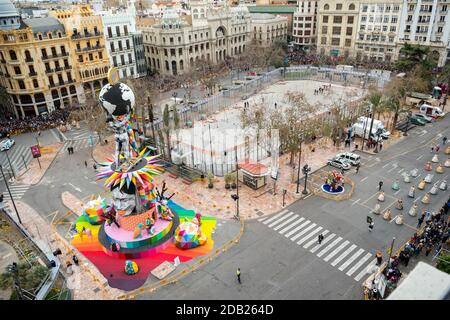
top-left (378, 180), bottom-right (383, 191)
top-left (376, 251), bottom-right (382, 265)
top-left (425, 244), bottom-right (433, 256)
top-left (417, 215), bottom-right (424, 228)
top-left (379, 141), bottom-right (383, 151)
top-left (435, 145), bottom-right (440, 153)
top-left (356, 163), bottom-right (360, 173)
top-left (72, 255), bottom-right (79, 266)
top-left (443, 136), bottom-right (448, 145)
top-left (431, 145), bottom-right (435, 153)
top-left (368, 221), bottom-right (374, 232)
top-left (403, 252), bottom-right (410, 267)
top-left (93, 163), bottom-right (97, 170)
top-left (318, 234), bottom-right (324, 244)
top-left (236, 268), bottom-right (241, 284)
top-left (67, 147), bottom-right (71, 155)
top-left (84, 160), bottom-right (87, 167)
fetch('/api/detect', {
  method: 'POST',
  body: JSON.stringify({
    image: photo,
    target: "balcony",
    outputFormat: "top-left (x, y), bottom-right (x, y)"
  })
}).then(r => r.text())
top-left (9, 59), bottom-right (20, 64)
top-left (49, 79), bottom-right (75, 88)
top-left (25, 57), bottom-right (33, 63)
top-left (45, 68), bottom-right (53, 74)
top-left (29, 72), bottom-right (38, 77)
top-left (54, 67), bottom-right (64, 73)
top-left (71, 32), bottom-right (103, 40)
top-left (42, 52), bottom-right (69, 60)
top-left (64, 65), bottom-right (72, 70)
top-left (11, 73), bottom-right (25, 79)
top-left (76, 45), bottom-right (105, 53)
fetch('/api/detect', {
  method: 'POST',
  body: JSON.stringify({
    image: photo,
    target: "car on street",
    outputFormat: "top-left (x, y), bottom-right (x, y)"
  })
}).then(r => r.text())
top-left (327, 158), bottom-right (352, 170)
top-left (0, 138), bottom-right (14, 151)
top-left (409, 115), bottom-right (426, 126)
top-left (413, 113), bottom-right (433, 123)
top-left (335, 152), bottom-right (361, 166)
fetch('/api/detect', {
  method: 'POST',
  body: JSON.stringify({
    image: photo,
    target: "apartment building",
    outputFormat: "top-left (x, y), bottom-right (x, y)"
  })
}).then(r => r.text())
top-left (139, 1), bottom-right (252, 76)
top-left (50, 5), bottom-right (110, 99)
top-left (397, 0), bottom-right (450, 67)
top-left (293, 0), bottom-right (318, 50)
top-left (316, 0), bottom-right (360, 57)
top-left (0, 0), bottom-right (82, 118)
top-left (355, 0), bottom-right (403, 62)
top-left (251, 13), bottom-right (288, 47)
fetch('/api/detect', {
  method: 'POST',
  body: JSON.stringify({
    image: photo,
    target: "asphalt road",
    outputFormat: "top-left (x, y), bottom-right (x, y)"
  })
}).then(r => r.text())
top-left (139, 117), bottom-right (449, 300)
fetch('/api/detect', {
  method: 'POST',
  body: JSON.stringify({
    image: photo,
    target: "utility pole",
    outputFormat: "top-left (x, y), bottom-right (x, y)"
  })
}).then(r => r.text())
top-left (208, 123), bottom-right (214, 174)
top-left (296, 143), bottom-right (302, 194)
top-left (8, 263), bottom-right (24, 300)
top-left (361, 108), bottom-right (370, 151)
top-left (0, 165), bottom-right (22, 224)
top-left (386, 237), bottom-right (396, 270)
top-left (4, 149), bottom-right (15, 179)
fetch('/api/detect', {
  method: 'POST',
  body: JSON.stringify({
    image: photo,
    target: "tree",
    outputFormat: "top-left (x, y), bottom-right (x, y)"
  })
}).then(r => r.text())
top-left (162, 104), bottom-right (172, 162)
top-left (0, 262), bottom-right (48, 298)
top-left (436, 253), bottom-right (450, 274)
top-left (396, 43), bottom-right (436, 73)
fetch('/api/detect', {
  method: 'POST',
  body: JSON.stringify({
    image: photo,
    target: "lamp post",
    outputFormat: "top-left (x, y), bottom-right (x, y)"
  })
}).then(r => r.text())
top-left (4, 149), bottom-right (15, 179)
top-left (231, 145), bottom-right (240, 220)
top-left (302, 164), bottom-right (311, 195)
top-left (403, 113), bottom-right (411, 136)
top-left (0, 165), bottom-right (22, 224)
top-left (8, 262), bottom-right (24, 300)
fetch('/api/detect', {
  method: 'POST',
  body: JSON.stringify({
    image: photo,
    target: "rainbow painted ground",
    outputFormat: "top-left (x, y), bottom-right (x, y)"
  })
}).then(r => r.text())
top-left (71, 201), bottom-right (216, 291)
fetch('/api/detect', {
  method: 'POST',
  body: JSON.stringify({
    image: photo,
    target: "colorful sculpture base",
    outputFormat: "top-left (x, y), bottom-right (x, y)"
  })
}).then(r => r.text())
top-left (174, 220), bottom-right (207, 250)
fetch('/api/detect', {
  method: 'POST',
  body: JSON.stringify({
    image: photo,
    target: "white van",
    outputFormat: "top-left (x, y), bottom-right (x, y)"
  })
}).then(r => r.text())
top-left (354, 117), bottom-right (390, 139)
top-left (419, 104), bottom-right (445, 118)
top-left (335, 152), bottom-right (360, 166)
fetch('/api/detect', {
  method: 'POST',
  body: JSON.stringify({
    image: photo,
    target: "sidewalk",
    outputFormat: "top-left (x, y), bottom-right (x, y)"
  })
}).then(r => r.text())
top-left (6, 200), bottom-right (122, 300)
top-left (93, 136), bottom-right (351, 220)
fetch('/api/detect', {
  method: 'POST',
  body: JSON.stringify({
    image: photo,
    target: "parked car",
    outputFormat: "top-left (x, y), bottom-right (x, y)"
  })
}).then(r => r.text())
top-left (409, 115), bottom-right (426, 126)
top-left (413, 113), bottom-right (433, 123)
top-left (0, 138), bottom-right (14, 151)
top-left (335, 152), bottom-right (361, 166)
top-left (327, 158), bottom-right (352, 170)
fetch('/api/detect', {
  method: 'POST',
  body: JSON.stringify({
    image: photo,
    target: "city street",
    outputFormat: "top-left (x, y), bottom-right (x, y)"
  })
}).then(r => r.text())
top-left (139, 117), bottom-right (449, 300)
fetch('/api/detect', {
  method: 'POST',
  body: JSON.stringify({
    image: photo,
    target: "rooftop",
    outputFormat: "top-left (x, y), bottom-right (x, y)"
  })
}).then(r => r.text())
top-left (23, 17), bottom-right (65, 34)
top-left (247, 5), bottom-right (297, 14)
top-left (0, 0), bottom-right (19, 18)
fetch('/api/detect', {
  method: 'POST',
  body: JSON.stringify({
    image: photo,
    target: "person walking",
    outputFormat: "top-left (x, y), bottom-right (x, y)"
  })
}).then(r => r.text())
top-left (236, 268), bottom-right (241, 284)
top-left (93, 163), bottom-right (97, 170)
top-left (378, 180), bottom-right (383, 191)
top-left (368, 221), bottom-right (374, 232)
top-left (435, 145), bottom-right (440, 153)
top-left (443, 136), bottom-right (448, 145)
top-left (318, 234), bottom-right (324, 244)
top-left (356, 163), bottom-right (360, 173)
top-left (417, 214), bottom-right (425, 229)
top-left (376, 251), bottom-right (382, 265)
top-left (84, 160), bottom-right (87, 167)
top-left (425, 243), bottom-right (433, 256)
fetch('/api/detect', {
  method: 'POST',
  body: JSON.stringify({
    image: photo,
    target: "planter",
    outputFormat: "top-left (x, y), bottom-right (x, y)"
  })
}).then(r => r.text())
top-left (231, 183), bottom-right (237, 189)
top-left (208, 183), bottom-right (214, 189)
top-left (225, 183), bottom-right (231, 190)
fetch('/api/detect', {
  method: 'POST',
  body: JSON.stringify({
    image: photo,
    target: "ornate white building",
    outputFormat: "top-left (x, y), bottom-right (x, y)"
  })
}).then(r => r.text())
top-left (251, 13), bottom-right (288, 47)
top-left (139, 1), bottom-right (252, 75)
top-left (293, 0), bottom-right (318, 50)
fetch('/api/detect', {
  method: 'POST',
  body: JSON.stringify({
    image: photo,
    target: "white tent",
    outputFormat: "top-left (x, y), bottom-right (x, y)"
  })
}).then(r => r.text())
top-left (387, 262), bottom-right (450, 300)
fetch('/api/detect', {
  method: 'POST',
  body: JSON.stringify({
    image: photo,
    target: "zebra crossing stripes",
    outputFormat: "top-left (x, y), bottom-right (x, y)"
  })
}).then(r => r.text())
top-left (346, 253), bottom-right (373, 277)
top-left (296, 226), bottom-right (323, 246)
top-left (258, 211), bottom-right (378, 282)
top-left (260, 209), bottom-right (288, 225)
top-left (317, 237), bottom-right (343, 258)
top-left (268, 211), bottom-right (295, 228)
top-left (279, 217), bottom-right (305, 235)
top-left (310, 233), bottom-right (336, 253)
top-left (354, 259), bottom-right (377, 281)
top-left (284, 220), bottom-right (311, 238)
top-left (273, 214), bottom-right (299, 231)
top-left (331, 244), bottom-right (357, 267)
top-left (339, 248), bottom-right (365, 272)
top-left (323, 240), bottom-right (350, 262)
top-left (2, 184), bottom-right (30, 201)
top-left (0, 145), bottom-right (33, 174)
top-left (304, 230), bottom-right (329, 249)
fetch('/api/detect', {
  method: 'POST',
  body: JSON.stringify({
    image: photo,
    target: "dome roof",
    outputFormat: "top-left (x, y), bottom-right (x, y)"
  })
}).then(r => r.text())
top-left (0, 0), bottom-right (19, 18)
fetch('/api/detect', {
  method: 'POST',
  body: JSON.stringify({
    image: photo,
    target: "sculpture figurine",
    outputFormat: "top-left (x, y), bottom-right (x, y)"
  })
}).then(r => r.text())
top-left (408, 185), bottom-right (415, 198)
top-left (403, 173), bottom-right (411, 183)
top-left (421, 193), bottom-right (430, 204)
top-left (377, 191), bottom-right (385, 202)
top-left (392, 180), bottom-right (400, 191)
top-left (383, 209), bottom-right (392, 220)
top-left (446, 146), bottom-right (450, 155)
top-left (424, 173), bottom-right (433, 183)
top-left (124, 260), bottom-right (139, 275)
top-left (445, 159), bottom-right (450, 168)
top-left (395, 214), bottom-right (403, 225)
top-left (372, 203), bottom-right (381, 215)
top-left (410, 168), bottom-right (419, 177)
top-left (430, 183), bottom-right (439, 195)
top-left (424, 162), bottom-right (432, 171)
top-left (431, 154), bottom-right (439, 163)
top-left (439, 180), bottom-right (447, 190)
top-left (436, 164), bottom-right (444, 173)
top-left (396, 199), bottom-right (403, 210)
top-left (417, 180), bottom-right (426, 190)
top-left (408, 203), bottom-right (417, 217)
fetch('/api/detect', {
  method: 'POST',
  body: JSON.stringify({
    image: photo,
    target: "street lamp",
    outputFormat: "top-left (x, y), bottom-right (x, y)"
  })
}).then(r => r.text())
top-left (8, 262), bottom-right (24, 300)
top-left (4, 149), bottom-right (15, 180)
top-left (302, 164), bottom-right (311, 195)
top-left (403, 113), bottom-right (411, 136)
top-left (0, 165), bottom-right (22, 224)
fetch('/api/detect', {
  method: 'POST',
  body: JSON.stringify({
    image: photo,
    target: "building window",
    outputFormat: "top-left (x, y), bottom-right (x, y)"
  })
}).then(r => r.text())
top-left (321, 37), bottom-right (327, 45)
top-left (345, 39), bottom-right (351, 47)
top-left (116, 26), bottom-right (120, 36)
top-left (99, 52), bottom-right (103, 60)
top-left (346, 27), bottom-right (353, 36)
top-left (33, 79), bottom-right (38, 88)
top-left (9, 50), bottom-right (17, 60)
top-left (331, 38), bottom-right (340, 46)
top-left (78, 55), bottom-right (83, 62)
top-left (332, 26), bottom-right (341, 35)
top-left (333, 16), bottom-right (342, 23)
top-left (348, 16), bottom-right (354, 24)
top-left (14, 66), bottom-right (21, 75)
top-left (349, 3), bottom-right (355, 10)
top-left (124, 25), bottom-right (128, 35)
top-left (336, 3), bottom-right (343, 10)
top-left (18, 80), bottom-right (25, 89)
top-left (323, 16), bottom-right (328, 23)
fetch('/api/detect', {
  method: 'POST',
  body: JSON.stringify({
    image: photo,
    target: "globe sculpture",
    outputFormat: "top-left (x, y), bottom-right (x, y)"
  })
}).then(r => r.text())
top-left (321, 170), bottom-right (345, 194)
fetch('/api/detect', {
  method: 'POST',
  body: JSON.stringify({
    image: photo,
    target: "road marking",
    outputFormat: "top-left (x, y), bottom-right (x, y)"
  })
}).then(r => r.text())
top-left (303, 230), bottom-right (329, 249)
top-left (268, 211), bottom-right (295, 228)
top-left (284, 220), bottom-right (311, 238)
top-left (388, 166), bottom-right (397, 173)
top-left (339, 248), bottom-right (365, 271)
top-left (310, 233), bottom-right (336, 253)
top-left (261, 209), bottom-right (288, 224)
top-left (2, 253), bottom-right (12, 260)
top-left (347, 252), bottom-right (373, 277)
top-left (324, 240), bottom-right (350, 262)
top-left (258, 216), bottom-right (268, 222)
top-left (331, 244), bottom-right (357, 267)
top-left (50, 128), bottom-right (60, 141)
top-left (416, 155), bottom-right (424, 160)
top-left (394, 189), bottom-right (401, 195)
top-left (273, 214), bottom-right (299, 231)
top-left (351, 199), bottom-right (361, 206)
top-left (382, 163), bottom-right (390, 168)
top-left (303, 193), bottom-right (313, 200)
top-left (354, 259), bottom-right (377, 281)
top-left (360, 176), bottom-right (368, 182)
top-left (317, 237), bottom-right (343, 258)
top-left (68, 183), bottom-right (82, 193)
top-left (290, 223), bottom-right (317, 241)
top-left (279, 217), bottom-right (305, 235)
top-left (398, 168), bottom-right (404, 174)
top-left (296, 226), bottom-right (323, 246)
top-left (420, 139), bottom-right (427, 144)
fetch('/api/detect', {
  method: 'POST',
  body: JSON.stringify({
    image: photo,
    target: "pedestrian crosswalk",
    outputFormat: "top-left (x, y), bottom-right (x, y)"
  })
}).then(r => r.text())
top-left (62, 135), bottom-right (99, 153)
top-left (70, 127), bottom-right (93, 140)
top-left (1, 184), bottom-right (30, 201)
top-left (258, 210), bottom-right (377, 282)
top-left (0, 144), bottom-right (33, 177)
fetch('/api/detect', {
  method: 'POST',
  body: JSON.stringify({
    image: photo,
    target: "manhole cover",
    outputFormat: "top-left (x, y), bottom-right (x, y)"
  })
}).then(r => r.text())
top-left (256, 211), bottom-right (264, 216)
top-left (93, 287), bottom-right (100, 293)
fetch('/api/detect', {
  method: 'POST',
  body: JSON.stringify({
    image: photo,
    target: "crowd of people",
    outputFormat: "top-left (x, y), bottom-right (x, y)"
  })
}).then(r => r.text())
top-left (0, 109), bottom-right (71, 137)
top-left (367, 197), bottom-right (450, 300)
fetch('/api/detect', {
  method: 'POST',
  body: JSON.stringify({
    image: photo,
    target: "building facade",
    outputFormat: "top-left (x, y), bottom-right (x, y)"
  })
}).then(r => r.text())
top-left (50, 5), bottom-right (110, 99)
top-left (0, 0), bottom-right (82, 118)
top-left (139, 2), bottom-right (252, 76)
top-left (292, 0), bottom-right (318, 50)
top-left (397, 0), bottom-right (450, 67)
top-left (316, 0), bottom-right (360, 58)
top-left (354, 0), bottom-right (403, 62)
top-left (251, 13), bottom-right (288, 47)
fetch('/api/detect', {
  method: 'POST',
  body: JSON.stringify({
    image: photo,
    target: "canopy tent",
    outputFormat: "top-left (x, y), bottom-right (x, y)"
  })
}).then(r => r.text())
top-left (387, 262), bottom-right (450, 300)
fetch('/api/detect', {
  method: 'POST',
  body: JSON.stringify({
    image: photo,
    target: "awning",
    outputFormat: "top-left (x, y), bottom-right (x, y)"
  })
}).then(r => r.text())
top-left (238, 162), bottom-right (269, 177)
